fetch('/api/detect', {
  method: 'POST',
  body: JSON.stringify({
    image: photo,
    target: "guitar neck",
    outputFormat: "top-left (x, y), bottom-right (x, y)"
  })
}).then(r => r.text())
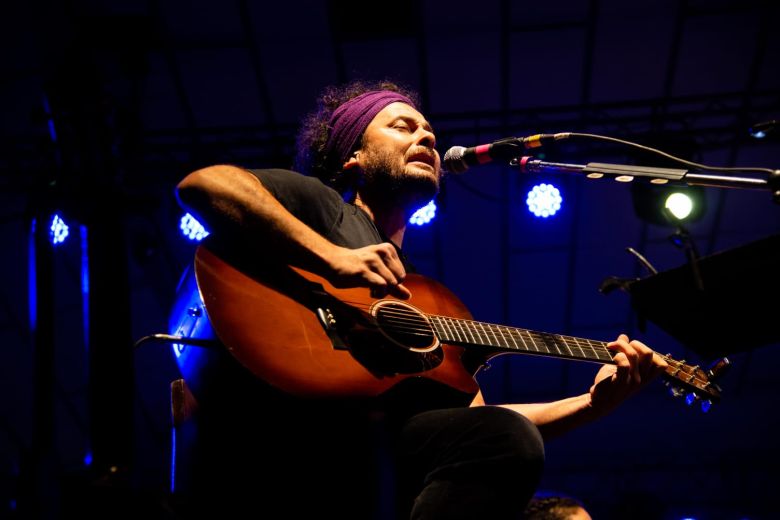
top-left (428, 315), bottom-right (615, 364)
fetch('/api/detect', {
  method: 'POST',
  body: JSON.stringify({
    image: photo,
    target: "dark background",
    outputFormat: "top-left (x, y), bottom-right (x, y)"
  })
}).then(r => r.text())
top-left (2, 0), bottom-right (780, 518)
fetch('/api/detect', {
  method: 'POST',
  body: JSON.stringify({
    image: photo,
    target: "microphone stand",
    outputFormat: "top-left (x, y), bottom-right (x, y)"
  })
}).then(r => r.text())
top-left (512, 156), bottom-right (780, 203)
top-left (512, 155), bottom-right (779, 310)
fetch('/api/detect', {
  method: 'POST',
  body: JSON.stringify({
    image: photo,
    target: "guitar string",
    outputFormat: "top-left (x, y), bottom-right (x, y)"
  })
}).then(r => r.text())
top-left (344, 302), bottom-right (637, 359)
top-left (341, 302), bottom-right (612, 359)
top-left (329, 300), bottom-right (714, 392)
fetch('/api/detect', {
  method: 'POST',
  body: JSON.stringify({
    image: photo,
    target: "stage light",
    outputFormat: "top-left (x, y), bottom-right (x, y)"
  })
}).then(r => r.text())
top-left (49, 214), bottom-right (69, 245)
top-left (180, 213), bottom-right (210, 241)
top-left (409, 200), bottom-right (437, 226)
top-left (749, 119), bottom-right (776, 140)
top-left (631, 184), bottom-right (705, 226)
top-left (664, 192), bottom-right (694, 220)
top-left (526, 183), bottom-right (562, 218)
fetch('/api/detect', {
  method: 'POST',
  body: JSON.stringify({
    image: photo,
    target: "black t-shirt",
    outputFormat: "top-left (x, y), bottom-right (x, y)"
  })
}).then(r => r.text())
top-left (248, 168), bottom-right (414, 270)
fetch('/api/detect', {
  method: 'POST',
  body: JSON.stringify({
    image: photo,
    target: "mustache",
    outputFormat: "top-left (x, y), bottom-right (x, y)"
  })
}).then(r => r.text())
top-left (405, 146), bottom-right (438, 163)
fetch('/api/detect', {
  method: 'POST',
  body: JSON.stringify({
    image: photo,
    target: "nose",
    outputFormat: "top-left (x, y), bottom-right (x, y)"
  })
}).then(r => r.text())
top-left (415, 127), bottom-right (436, 149)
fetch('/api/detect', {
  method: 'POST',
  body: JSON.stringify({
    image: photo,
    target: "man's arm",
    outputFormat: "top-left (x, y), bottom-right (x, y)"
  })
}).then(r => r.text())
top-left (176, 164), bottom-right (410, 298)
top-left (471, 334), bottom-right (668, 439)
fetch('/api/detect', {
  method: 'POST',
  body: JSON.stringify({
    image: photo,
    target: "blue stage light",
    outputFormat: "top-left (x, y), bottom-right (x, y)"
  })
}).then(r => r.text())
top-left (526, 184), bottom-right (562, 218)
top-left (180, 213), bottom-right (210, 241)
top-left (49, 214), bottom-right (69, 245)
top-left (409, 200), bottom-right (437, 226)
top-left (84, 451), bottom-right (93, 466)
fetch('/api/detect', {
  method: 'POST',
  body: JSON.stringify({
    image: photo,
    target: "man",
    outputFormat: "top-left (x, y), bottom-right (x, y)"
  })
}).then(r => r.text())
top-left (175, 80), bottom-right (667, 519)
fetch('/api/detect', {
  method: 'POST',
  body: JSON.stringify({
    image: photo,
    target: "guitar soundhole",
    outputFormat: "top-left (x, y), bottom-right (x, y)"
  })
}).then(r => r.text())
top-left (373, 301), bottom-right (436, 352)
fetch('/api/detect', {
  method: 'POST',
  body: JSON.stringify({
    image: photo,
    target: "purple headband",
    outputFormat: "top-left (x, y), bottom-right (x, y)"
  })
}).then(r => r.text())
top-left (325, 90), bottom-right (415, 168)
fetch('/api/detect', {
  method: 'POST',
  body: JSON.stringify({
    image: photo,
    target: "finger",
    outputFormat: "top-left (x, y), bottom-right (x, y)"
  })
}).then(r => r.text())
top-left (612, 353), bottom-right (631, 386)
top-left (375, 243), bottom-right (407, 282)
top-left (389, 282), bottom-right (412, 300)
top-left (609, 337), bottom-right (639, 380)
top-left (368, 255), bottom-right (401, 287)
top-left (366, 272), bottom-right (390, 298)
top-left (629, 339), bottom-right (655, 377)
top-left (652, 352), bottom-right (669, 376)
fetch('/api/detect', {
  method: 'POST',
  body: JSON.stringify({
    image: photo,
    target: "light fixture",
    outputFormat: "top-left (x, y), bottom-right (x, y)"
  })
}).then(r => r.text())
top-left (409, 200), bottom-right (437, 226)
top-left (631, 183), bottom-right (705, 226)
top-left (664, 192), bottom-right (694, 220)
top-left (526, 183), bottom-right (562, 218)
top-left (749, 119), bottom-right (777, 140)
top-left (49, 214), bottom-right (70, 245)
top-left (180, 213), bottom-right (210, 241)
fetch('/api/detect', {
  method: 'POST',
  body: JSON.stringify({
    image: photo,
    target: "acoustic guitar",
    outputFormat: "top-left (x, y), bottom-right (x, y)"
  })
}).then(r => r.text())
top-left (187, 245), bottom-right (723, 410)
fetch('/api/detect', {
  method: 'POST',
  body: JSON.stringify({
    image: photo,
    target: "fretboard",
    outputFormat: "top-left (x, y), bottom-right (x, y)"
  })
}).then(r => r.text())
top-left (428, 315), bottom-right (615, 364)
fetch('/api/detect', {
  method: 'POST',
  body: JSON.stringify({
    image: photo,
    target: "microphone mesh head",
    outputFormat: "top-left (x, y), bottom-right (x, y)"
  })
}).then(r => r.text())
top-left (443, 146), bottom-right (468, 174)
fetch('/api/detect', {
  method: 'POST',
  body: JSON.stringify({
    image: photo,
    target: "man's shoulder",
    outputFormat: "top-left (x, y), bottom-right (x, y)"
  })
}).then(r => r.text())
top-left (246, 167), bottom-right (346, 222)
top-left (247, 168), bottom-right (335, 193)
top-left (247, 167), bottom-right (309, 182)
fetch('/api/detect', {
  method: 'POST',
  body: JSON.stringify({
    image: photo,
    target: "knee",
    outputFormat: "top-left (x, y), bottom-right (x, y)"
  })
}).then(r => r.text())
top-left (476, 406), bottom-right (545, 472)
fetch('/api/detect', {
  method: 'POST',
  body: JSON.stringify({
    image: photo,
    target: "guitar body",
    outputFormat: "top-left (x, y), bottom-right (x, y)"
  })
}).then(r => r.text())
top-left (193, 246), bottom-right (482, 404)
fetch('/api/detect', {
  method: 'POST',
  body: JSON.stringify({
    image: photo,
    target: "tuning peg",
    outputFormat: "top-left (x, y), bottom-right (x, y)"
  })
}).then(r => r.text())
top-left (665, 382), bottom-right (685, 398)
top-left (707, 357), bottom-right (731, 381)
top-left (700, 400), bottom-right (712, 413)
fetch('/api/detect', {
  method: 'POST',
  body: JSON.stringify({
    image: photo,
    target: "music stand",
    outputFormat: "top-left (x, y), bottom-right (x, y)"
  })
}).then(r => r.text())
top-left (626, 234), bottom-right (780, 360)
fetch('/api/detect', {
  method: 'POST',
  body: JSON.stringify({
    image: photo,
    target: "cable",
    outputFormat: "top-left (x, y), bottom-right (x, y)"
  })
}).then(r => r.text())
top-left (133, 333), bottom-right (219, 349)
top-left (625, 247), bottom-right (658, 275)
top-left (563, 132), bottom-right (776, 175)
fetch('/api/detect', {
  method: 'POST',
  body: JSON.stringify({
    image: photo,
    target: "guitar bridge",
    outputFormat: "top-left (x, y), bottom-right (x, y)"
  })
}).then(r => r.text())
top-left (317, 307), bottom-right (337, 330)
top-left (316, 307), bottom-right (348, 350)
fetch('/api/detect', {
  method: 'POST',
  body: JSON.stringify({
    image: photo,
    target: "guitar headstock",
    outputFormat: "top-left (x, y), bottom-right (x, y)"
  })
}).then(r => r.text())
top-left (661, 354), bottom-right (729, 412)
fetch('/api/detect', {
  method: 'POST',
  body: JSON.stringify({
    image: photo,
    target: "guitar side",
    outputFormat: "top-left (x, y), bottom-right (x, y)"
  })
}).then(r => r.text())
top-left (194, 246), bottom-right (482, 401)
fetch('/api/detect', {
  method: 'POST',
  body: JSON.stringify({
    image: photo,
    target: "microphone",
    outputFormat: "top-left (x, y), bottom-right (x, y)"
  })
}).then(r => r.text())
top-left (443, 133), bottom-right (569, 174)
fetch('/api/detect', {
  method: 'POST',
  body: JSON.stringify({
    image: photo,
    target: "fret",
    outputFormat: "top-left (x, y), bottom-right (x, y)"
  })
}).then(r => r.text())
top-left (465, 321), bottom-right (480, 344)
top-left (438, 317), bottom-right (455, 343)
top-left (487, 324), bottom-right (505, 349)
top-left (431, 317), bottom-right (450, 342)
top-left (515, 329), bottom-right (532, 352)
top-left (462, 321), bottom-right (478, 345)
top-left (453, 320), bottom-right (466, 343)
top-left (503, 327), bottom-right (520, 350)
top-left (556, 336), bottom-right (568, 356)
top-left (528, 331), bottom-right (552, 355)
top-left (559, 335), bottom-right (575, 357)
top-left (569, 336), bottom-right (588, 359)
top-left (478, 321), bottom-right (491, 346)
top-left (585, 339), bottom-right (604, 360)
top-left (536, 332), bottom-right (559, 355)
top-left (583, 338), bottom-right (601, 361)
top-left (525, 331), bottom-right (543, 353)
top-left (447, 317), bottom-right (464, 343)
top-left (589, 339), bottom-right (613, 362)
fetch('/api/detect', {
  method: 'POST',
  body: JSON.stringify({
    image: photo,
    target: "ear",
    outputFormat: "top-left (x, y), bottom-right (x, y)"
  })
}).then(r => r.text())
top-left (342, 150), bottom-right (360, 171)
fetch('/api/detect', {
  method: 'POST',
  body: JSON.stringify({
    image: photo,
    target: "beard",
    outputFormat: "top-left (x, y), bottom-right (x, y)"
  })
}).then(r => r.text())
top-left (358, 147), bottom-right (440, 212)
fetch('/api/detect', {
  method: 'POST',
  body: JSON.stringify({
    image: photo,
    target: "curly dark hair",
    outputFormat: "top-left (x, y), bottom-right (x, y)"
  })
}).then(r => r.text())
top-left (294, 79), bottom-right (421, 195)
top-left (523, 495), bottom-right (587, 519)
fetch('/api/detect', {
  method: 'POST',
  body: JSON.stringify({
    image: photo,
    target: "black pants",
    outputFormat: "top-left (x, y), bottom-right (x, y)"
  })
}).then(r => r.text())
top-left (396, 406), bottom-right (545, 520)
top-left (181, 402), bottom-right (543, 519)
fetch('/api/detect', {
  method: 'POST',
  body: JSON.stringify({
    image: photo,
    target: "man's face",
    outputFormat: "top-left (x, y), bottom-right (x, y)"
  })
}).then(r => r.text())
top-left (351, 102), bottom-right (441, 209)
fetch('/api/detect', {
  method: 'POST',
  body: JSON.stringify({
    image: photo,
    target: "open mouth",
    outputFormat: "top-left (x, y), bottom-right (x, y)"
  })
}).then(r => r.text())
top-left (407, 152), bottom-right (436, 169)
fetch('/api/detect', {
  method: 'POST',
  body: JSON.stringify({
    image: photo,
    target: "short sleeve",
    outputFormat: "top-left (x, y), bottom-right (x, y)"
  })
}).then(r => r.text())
top-left (247, 168), bottom-right (345, 237)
